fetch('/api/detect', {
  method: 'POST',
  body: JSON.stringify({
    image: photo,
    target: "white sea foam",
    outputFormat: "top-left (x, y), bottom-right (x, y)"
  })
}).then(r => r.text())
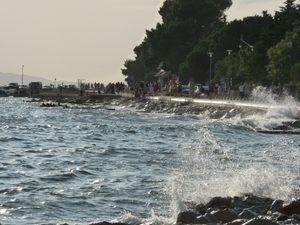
top-left (163, 117), bottom-right (298, 220)
top-left (231, 86), bottom-right (300, 130)
top-left (115, 209), bottom-right (174, 225)
top-left (251, 86), bottom-right (300, 116)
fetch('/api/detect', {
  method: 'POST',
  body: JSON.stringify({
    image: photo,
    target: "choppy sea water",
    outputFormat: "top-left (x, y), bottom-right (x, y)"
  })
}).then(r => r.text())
top-left (0, 96), bottom-right (300, 225)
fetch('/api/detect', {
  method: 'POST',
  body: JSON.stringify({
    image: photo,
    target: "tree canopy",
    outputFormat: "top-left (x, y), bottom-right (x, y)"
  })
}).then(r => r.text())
top-left (121, 0), bottom-right (300, 92)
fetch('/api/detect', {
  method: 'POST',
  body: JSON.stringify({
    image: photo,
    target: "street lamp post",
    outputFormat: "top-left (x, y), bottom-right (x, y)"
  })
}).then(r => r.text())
top-left (227, 50), bottom-right (232, 89)
top-left (78, 78), bottom-right (85, 91)
top-left (239, 35), bottom-right (253, 82)
top-left (240, 34), bottom-right (254, 51)
top-left (22, 65), bottom-right (24, 85)
top-left (208, 52), bottom-right (213, 82)
top-left (55, 78), bottom-right (56, 88)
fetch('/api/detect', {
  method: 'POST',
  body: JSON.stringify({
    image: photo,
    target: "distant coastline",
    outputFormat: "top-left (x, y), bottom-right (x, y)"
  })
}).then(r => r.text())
top-left (0, 72), bottom-right (77, 86)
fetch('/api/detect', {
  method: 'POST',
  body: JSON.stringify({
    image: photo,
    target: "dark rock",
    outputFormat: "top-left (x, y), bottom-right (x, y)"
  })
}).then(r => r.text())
top-left (89, 222), bottom-right (128, 225)
top-left (211, 208), bottom-right (238, 223)
top-left (195, 203), bottom-right (207, 215)
top-left (238, 209), bottom-right (259, 220)
top-left (183, 201), bottom-right (197, 210)
top-left (231, 196), bottom-right (244, 209)
top-left (242, 218), bottom-right (279, 225)
top-left (231, 194), bottom-right (273, 214)
top-left (224, 219), bottom-right (248, 225)
top-left (276, 214), bottom-right (291, 222)
top-left (194, 215), bottom-right (209, 224)
top-left (292, 213), bottom-right (300, 221)
top-left (269, 200), bottom-right (284, 213)
top-left (211, 109), bottom-right (227, 119)
top-left (268, 211), bottom-right (292, 223)
top-left (203, 213), bottom-right (220, 223)
top-left (206, 196), bottom-right (232, 209)
top-left (273, 125), bottom-right (289, 130)
top-left (176, 210), bottom-right (200, 224)
top-left (279, 200), bottom-right (300, 216)
top-left (283, 120), bottom-right (300, 128)
top-left (281, 218), bottom-right (300, 224)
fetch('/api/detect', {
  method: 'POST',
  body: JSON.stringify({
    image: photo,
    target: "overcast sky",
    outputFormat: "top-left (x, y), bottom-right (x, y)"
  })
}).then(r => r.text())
top-left (0, 0), bottom-right (284, 85)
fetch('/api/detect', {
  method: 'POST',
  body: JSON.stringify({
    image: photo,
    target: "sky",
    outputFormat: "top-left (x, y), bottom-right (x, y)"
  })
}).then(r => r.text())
top-left (0, 0), bottom-right (285, 85)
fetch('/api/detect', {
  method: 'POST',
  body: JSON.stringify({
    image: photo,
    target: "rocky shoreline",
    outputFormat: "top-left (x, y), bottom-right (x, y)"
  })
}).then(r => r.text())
top-left (52, 194), bottom-right (300, 225)
top-left (28, 94), bottom-right (300, 131)
top-left (85, 194), bottom-right (300, 225)
top-left (27, 94), bottom-right (268, 119)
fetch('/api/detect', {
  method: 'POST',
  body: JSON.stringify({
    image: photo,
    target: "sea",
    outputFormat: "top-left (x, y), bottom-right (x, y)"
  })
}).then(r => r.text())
top-left (1, 93), bottom-right (300, 225)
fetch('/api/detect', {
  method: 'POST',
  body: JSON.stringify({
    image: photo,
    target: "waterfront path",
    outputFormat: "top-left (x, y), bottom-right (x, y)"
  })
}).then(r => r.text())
top-left (30, 90), bottom-right (300, 116)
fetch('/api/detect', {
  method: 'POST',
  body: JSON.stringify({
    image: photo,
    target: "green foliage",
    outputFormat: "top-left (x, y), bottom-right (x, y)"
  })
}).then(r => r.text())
top-left (121, 0), bottom-right (300, 93)
top-left (267, 26), bottom-right (300, 86)
top-left (291, 62), bottom-right (300, 89)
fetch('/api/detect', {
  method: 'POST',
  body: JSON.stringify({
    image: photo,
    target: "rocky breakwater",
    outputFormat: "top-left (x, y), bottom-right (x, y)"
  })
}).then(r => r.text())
top-left (27, 94), bottom-right (267, 119)
top-left (28, 94), bottom-right (300, 125)
top-left (117, 98), bottom-right (267, 119)
top-left (175, 194), bottom-right (300, 224)
top-left (88, 194), bottom-right (300, 225)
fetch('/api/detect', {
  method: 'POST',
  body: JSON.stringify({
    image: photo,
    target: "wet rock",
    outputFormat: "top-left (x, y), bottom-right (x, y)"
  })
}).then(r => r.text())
top-left (268, 211), bottom-right (290, 222)
top-left (283, 120), bottom-right (300, 128)
top-left (238, 209), bottom-right (259, 220)
top-left (269, 199), bottom-right (284, 213)
top-left (194, 215), bottom-right (209, 224)
top-left (232, 194), bottom-right (273, 214)
top-left (176, 210), bottom-right (200, 224)
top-left (279, 200), bottom-right (300, 216)
top-left (195, 203), bottom-right (206, 215)
top-left (210, 109), bottom-right (227, 119)
top-left (202, 213), bottom-right (220, 223)
top-left (174, 194), bottom-right (300, 225)
top-left (211, 208), bottom-right (238, 223)
top-left (89, 222), bottom-right (128, 225)
top-left (281, 218), bottom-right (300, 224)
top-left (225, 219), bottom-right (248, 225)
top-left (242, 218), bottom-right (278, 225)
top-left (291, 213), bottom-right (300, 221)
top-left (205, 196), bottom-right (232, 209)
top-left (273, 125), bottom-right (290, 130)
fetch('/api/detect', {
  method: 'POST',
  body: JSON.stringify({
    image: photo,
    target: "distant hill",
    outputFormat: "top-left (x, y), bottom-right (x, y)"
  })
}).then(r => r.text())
top-left (0, 72), bottom-right (77, 86)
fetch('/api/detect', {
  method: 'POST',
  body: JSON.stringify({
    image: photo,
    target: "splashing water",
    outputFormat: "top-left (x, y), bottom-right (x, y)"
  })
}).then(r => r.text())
top-left (240, 86), bottom-right (300, 130)
top-left (251, 86), bottom-right (300, 116)
top-left (163, 109), bottom-right (299, 220)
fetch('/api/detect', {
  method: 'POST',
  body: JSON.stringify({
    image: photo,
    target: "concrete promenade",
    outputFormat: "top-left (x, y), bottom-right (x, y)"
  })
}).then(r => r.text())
top-left (120, 92), bottom-right (300, 117)
top-left (146, 95), bottom-right (270, 110)
top-left (30, 89), bottom-right (300, 115)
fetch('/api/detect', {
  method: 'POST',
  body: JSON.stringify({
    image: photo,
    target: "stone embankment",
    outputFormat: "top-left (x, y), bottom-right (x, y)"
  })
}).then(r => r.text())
top-left (28, 92), bottom-right (267, 119)
top-left (28, 92), bottom-right (300, 129)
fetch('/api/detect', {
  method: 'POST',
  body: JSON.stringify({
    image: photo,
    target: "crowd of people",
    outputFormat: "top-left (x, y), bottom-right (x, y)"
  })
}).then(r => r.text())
top-left (268, 82), bottom-right (289, 96)
top-left (78, 80), bottom-right (292, 102)
top-left (238, 81), bottom-right (290, 100)
top-left (238, 82), bottom-right (251, 100)
top-left (78, 82), bottom-right (126, 95)
top-left (133, 81), bottom-right (161, 100)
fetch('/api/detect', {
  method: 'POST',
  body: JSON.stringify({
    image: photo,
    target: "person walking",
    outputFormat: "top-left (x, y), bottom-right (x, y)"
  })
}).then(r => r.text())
top-left (209, 80), bottom-right (214, 99)
top-left (269, 82), bottom-right (277, 94)
top-left (244, 82), bottom-right (251, 100)
top-left (239, 83), bottom-right (244, 100)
